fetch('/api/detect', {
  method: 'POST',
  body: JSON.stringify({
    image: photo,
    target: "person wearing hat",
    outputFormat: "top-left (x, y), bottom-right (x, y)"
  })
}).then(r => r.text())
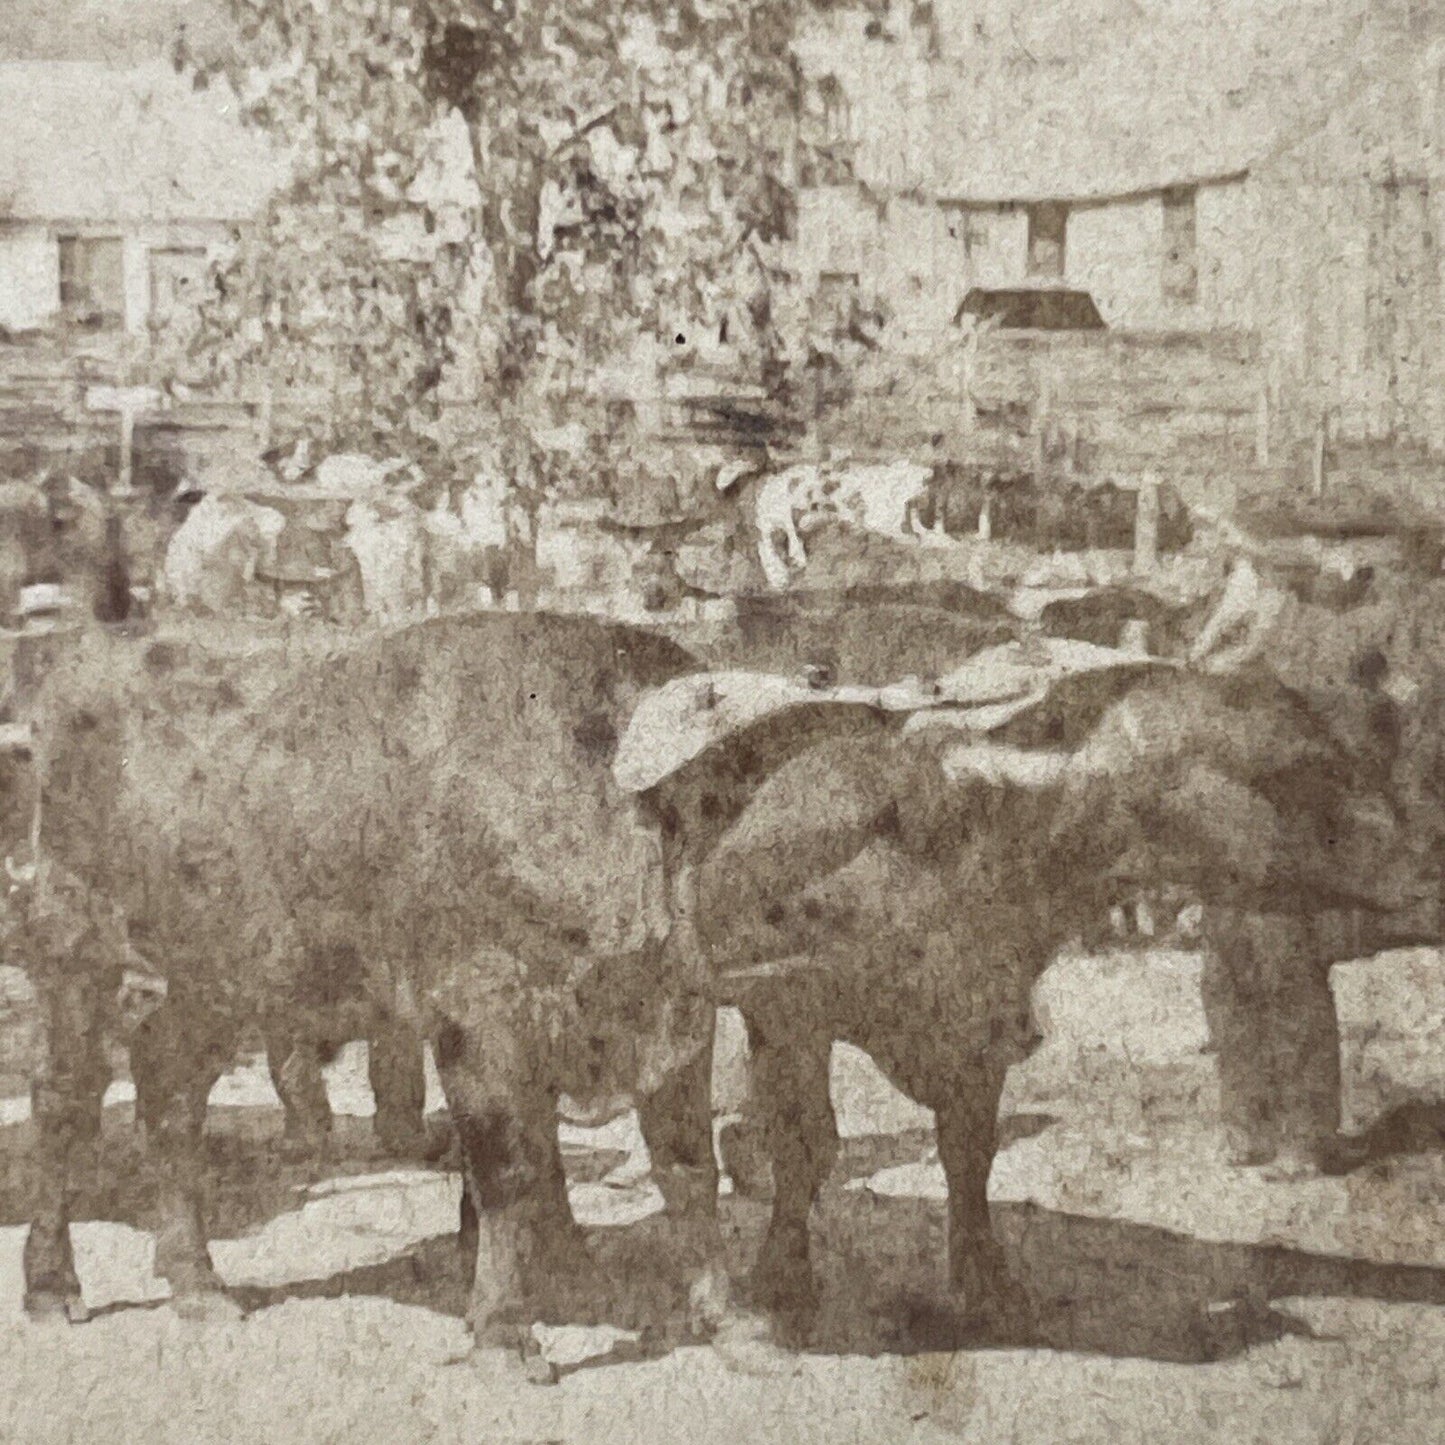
top-left (1180, 498), bottom-right (1445, 1176)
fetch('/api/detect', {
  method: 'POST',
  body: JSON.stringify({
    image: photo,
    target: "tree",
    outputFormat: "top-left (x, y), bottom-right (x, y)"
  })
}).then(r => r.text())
top-left (184, 0), bottom-right (822, 502)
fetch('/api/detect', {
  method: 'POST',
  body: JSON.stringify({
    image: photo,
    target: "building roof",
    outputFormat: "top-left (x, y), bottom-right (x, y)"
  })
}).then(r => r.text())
top-left (795, 1), bottom-right (1406, 205)
top-left (0, 61), bottom-right (285, 223)
top-left (1257, 38), bottom-right (1445, 186)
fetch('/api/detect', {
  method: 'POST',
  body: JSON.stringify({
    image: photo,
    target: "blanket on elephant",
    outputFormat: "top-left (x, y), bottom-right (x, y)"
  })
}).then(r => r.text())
top-left (614, 637), bottom-right (1167, 795)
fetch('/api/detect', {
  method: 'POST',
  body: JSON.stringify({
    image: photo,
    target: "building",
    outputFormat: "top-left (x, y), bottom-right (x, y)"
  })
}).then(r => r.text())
top-left (788, 0), bottom-right (1445, 458)
top-left (0, 61), bottom-right (282, 338)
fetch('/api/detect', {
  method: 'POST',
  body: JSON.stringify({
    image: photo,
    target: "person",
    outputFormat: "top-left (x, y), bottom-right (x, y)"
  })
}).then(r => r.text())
top-left (1183, 501), bottom-right (1445, 1175)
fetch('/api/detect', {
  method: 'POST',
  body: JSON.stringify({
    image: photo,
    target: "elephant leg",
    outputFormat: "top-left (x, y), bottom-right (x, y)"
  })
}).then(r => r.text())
top-left (130, 1001), bottom-right (239, 1318)
top-left (458, 1178), bottom-right (478, 1270)
top-left (637, 1032), bottom-right (733, 1337)
top-left (637, 1035), bottom-right (719, 1223)
top-left (744, 1004), bottom-right (836, 1339)
top-left (1202, 909), bottom-right (1340, 1171)
top-left (455, 1102), bottom-right (588, 1290)
top-left (368, 1016), bottom-right (429, 1158)
top-left (263, 1019), bottom-right (333, 1160)
top-left (714, 1006), bottom-right (772, 1200)
top-left (636, 859), bottom-right (718, 1222)
top-left (432, 1020), bottom-right (590, 1376)
top-left (934, 1062), bottom-right (1027, 1330)
top-left (23, 963), bottom-right (114, 1322)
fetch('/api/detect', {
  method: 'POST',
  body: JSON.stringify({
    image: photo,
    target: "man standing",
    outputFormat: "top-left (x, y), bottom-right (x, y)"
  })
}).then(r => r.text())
top-left (1186, 502), bottom-right (1445, 1175)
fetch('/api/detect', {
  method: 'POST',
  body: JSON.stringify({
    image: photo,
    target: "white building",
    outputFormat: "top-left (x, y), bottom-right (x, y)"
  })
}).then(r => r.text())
top-left (789, 0), bottom-right (1445, 450)
top-left (0, 61), bottom-right (282, 337)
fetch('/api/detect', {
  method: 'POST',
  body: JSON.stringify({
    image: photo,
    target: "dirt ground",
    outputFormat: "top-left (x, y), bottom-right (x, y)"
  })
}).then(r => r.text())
top-left (2, 948), bottom-right (1444, 1443)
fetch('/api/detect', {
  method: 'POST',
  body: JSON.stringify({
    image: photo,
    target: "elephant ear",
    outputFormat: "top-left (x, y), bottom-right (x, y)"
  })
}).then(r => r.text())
top-left (691, 644), bottom-right (1175, 881)
top-left (614, 671), bottom-right (886, 795)
top-left (1049, 669), bottom-right (1427, 918)
top-left (1063, 668), bottom-right (1370, 800)
top-left (698, 710), bottom-right (1082, 949)
top-left (697, 729), bottom-right (913, 930)
top-left (1138, 761), bottom-right (1427, 917)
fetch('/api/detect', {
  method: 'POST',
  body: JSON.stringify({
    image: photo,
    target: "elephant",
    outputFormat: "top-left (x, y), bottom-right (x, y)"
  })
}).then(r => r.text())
top-left (5, 610), bottom-right (835, 1376)
top-left (612, 646), bottom-right (1433, 1347)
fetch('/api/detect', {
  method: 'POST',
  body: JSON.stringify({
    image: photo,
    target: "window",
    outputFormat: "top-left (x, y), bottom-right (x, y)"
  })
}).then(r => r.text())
top-left (1026, 203), bottom-right (1067, 279)
top-left (1161, 186), bottom-right (1199, 302)
top-left (57, 235), bottom-right (126, 328)
top-left (813, 270), bottom-right (860, 334)
top-left (149, 247), bottom-right (210, 328)
top-left (820, 78), bottom-right (852, 146)
top-left (802, 77), bottom-right (855, 185)
top-left (962, 213), bottom-right (991, 263)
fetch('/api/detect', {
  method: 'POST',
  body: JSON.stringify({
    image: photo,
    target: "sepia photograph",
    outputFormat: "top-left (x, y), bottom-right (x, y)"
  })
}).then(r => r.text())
top-left (2, 0), bottom-right (1445, 1439)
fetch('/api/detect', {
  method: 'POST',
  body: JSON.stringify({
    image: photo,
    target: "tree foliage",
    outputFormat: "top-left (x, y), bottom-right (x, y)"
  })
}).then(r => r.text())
top-left (182, 0), bottom-right (823, 483)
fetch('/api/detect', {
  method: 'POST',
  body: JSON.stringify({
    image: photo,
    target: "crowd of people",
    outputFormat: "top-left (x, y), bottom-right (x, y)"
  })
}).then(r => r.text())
top-left (0, 451), bottom-right (564, 643)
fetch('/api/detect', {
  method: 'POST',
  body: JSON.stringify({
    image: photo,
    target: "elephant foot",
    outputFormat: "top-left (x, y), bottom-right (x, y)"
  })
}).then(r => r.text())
top-left (23, 1286), bottom-right (92, 1326)
top-left (157, 1250), bottom-right (240, 1323)
top-left (469, 1339), bottom-right (560, 1388)
top-left (277, 1127), bottom-right (332, 1165)
top-left (709, 1310), bottom-right (801, 1378)
top-left (680, 1257), bottom-right (743, 1341)
top-left (469, 1314), bottom-right (563, 1385)
top-left (751, 1224), bottom-right (818, 1315)
top-left (718, 1120), bottom-right (773, 1200)
top-left (169, 1286), bottom-right (245, 1324)
top-left (947, 1238), bottom-right (1033, 1342)
top-left (373, 1115), bottom-right (446, 1163)
top-left (22, 1229), bottom-right (87, 1323)
top-left (521, 1350), bottom-right (561, 1387)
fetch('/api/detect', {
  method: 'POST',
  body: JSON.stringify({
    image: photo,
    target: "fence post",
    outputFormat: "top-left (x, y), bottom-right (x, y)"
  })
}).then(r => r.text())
top-left (1133, 473), bottom-right (1160, 575)
top-left (960, 340), bottom-right (976, 444)
top-left (1312, 409), bottom-right (1329, 498)
top-left (1034, 362), bottom-right (1051, 485)
top-left (257, 378), bottom-right (274, 452)
top-left (117, 407), bottom-right (135, 496)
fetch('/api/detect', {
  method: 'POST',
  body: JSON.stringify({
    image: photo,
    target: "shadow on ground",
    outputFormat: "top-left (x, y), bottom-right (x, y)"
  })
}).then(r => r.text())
top-left (6, 1103), bottom-right (1439, 1369)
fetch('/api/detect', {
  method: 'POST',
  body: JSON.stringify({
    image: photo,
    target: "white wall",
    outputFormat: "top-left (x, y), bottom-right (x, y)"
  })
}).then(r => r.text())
top-left (1067, 182), bottom-right (1254, 332)
top-left (122, 236), bottom-right (150, 335)
top-left (0, 226), bottom-right (58, 331)
top-left (869, 199), bottom-right (960, 352)
top-left (1067, 196), bottom-right (1162, 326)
top-left (796, 186), bottom-right (879, 278)
top-left (795, 190), bottom-right (1030, 350)
top-left (127, 220), bottom-right (232, 334)
top-left (0, 220), bottom-right (232, 336)
top-left (793, 180), bottom-right (1259, 339)
top-left (1197, 181), bottom-right (1258, 330)
top-left (954, 205), bottom-right (1029, 290)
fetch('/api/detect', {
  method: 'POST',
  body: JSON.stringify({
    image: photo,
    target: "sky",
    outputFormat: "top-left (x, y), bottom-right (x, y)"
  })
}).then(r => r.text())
top-left (0, 0), bottom-right (216, 63)
top-left (0, 0), bottom-right (1400, 68)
